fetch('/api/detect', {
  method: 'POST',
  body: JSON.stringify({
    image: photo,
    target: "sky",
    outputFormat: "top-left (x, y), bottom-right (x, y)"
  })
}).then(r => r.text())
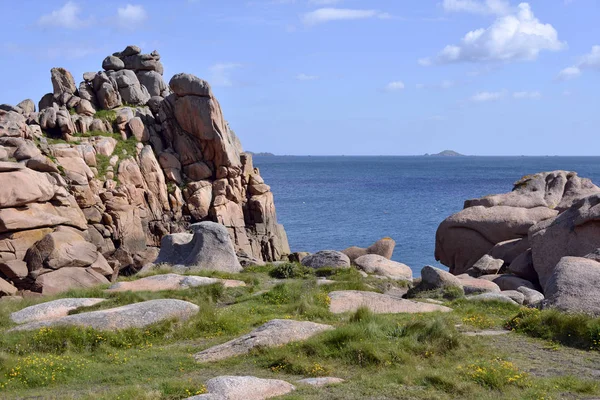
top-left (0, 0), bottom-right (599, 156)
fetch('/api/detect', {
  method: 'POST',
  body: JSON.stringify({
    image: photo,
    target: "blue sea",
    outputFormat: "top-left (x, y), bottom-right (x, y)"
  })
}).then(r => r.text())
top-left (254, 156), bottom-right (600, 274)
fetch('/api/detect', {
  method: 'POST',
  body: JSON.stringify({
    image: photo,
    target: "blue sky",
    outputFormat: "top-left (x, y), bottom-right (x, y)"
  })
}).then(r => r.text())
top-left (1, 0), bottom-right (599, 155)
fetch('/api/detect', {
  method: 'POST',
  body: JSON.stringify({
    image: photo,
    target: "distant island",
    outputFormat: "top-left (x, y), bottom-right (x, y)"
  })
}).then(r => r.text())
top-left (424, 150), bottom-right (465, 157)
top-left (246, 151), bottom-right (275, 156)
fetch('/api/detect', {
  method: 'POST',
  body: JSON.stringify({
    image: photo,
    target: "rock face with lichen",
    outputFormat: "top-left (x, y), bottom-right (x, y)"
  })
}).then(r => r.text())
top-left (0, 45), bottom-right (289, 296)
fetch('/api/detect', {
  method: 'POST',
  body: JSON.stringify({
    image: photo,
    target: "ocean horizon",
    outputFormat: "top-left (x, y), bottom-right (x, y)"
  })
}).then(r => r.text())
top-left (254, 155), bottom-right (600, 274)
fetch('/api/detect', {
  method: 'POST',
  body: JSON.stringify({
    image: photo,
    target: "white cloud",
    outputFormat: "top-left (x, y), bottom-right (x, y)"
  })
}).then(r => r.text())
top-left (302, 8), bottom-right (389, 25)
top-left (423, 3), bottom-right (565, 65)
top-left (117, 4), bottom-right (147, 28)
top-left (209, 63), bottom-right (243, 87)
top-left (557, 45), bottom-right (600, 81)
top-left (557, 66), bottom-right (581, 81)
top-left (442, 0), bottom-right (511, 15)
top-left (386, 81), bottom-right (405, 91)
top-left (513, 91), bottom-right (541, 99)
top-left (38, 2), bottom-right (93, 29)
top-left (295, 73), bottom-right (319, 81)
top-left (471, 91), bottom-right (504, 102)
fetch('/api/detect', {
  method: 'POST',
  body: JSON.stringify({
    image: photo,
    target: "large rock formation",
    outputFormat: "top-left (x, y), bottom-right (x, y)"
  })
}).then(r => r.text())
top-left (0, 45), bottom-right (289, 296)
top-left (435, 171), bottom-right (600, 275)
top-left (435, 171), bottom-right (600, 315)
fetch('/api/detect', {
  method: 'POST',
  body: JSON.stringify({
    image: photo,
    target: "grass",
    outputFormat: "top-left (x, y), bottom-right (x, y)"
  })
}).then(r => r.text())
top-left (94, 109), bottom-right (117, 125)
top-left (0, 266), bottom-right (599, 399)
top-left (507, 308), bottom-right (600, 351)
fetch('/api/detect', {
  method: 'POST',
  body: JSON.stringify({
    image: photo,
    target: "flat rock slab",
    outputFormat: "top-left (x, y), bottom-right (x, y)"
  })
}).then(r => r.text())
top-left (328, 290), bottom-right (453, 314)
top-left (297, 377), bottom-right (345, 387)
top-left (9, 299), bottom-right (199, 332)
top-left (194, 319), bottom-right (334, 362)
top-left (184, 376), bottom-right (295, 400)
top-left (10, 298), bottom-right (106, 324)
top-left (466, 293), bottom-right (519, 305)
top-left (106, 273), bottom-right (246, 293)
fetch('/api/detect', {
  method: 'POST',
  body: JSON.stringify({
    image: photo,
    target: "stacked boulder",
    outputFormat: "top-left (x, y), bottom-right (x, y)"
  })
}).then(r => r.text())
top-left (435, 171), bottom-right (600, 315)
top-left (0, 45), bottom-right (289, 296)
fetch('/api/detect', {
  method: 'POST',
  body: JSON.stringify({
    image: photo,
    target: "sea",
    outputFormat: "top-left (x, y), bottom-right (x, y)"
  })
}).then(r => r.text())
top-left (253, 156), bottom-right (600, 275)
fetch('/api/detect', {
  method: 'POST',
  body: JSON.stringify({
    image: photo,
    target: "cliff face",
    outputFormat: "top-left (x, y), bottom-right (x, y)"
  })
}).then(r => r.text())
top-left (0, 45), bottom-right (289, 295)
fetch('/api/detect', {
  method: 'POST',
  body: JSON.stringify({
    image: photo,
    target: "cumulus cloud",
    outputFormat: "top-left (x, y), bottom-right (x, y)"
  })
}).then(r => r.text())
top-left (38, 2), bottom-right (94, 29)
top-left (302, 8), bottom-right (389, 25)
top-left (421, 3), bottom-right (565, 65)
top-left (557, 66), bottom-right (581, 81)
top-left (471, 91), bottom-right (505, 102)
top-left (513, 91), bottom-right (541, 99)
top-left (557, 45), bottom-right (600, 80)
top-left (209, 63), bottom-right (243, 87)
top-left (442, 0), bottom-right (511, 15)
top-left (295, 73), bottom-right (319, 81)
top-left (117, 4), bottom-right (147, 28)
top-left (385, 81), bottom-right (405, 91)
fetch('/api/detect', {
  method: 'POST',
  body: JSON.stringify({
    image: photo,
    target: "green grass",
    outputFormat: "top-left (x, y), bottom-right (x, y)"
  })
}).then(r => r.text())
top-left (507, 308), bottom-right (600, 351)
top-left (94, 109), bottom-right (117, 125)
top-left (1, 268), bottom-right (599, 399)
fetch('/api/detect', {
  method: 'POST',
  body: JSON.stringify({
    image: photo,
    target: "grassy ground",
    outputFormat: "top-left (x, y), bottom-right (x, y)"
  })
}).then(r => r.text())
top-left (0, 265), bottom-right (599, 400)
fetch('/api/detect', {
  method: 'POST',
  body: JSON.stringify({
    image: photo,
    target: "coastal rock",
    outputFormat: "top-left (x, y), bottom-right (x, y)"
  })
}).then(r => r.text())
top-left (106, 273), bottom-right (245, 292)
top-left (457, 276), bottom-right (501, 294)
top-left (50, 67), bottom-right (77, 96)
top-left (301, 250), bottom-right (350, 269)
top-left (35, 267), bottom-right (110, 295)
top-left (25, 228), bottom-right (99, 271)
top-left (420, 265), bottom-right (463, 290)
top-left (184, 376), bottom-right (295, 400)
top-left (328, 290), bottom-right (452, 314)
top-left (194, 319), bottom-right (333, 362)
top-left (354, 254), bottom-right (412, 281)
top-left (154, 222), bottom-right (242, 273)
top-left (0, 277), bottom-right (17, 296)
top-left (342, 237), bottom-right (395, 262)
top-left (9, 299), bottom-right (199, 331)
top-left (544, 256), bottom-right (600, 316)
top-left (499, 290), bottom-right (525, 305)
top-left (469, 254), bottom-right (504, 277)
top-left (0, 110), bottom-right (28, 138)
top-left (507, 250), bottom-right (537, 283)
top-left (488, 238), bottom-right (530, 266)
top-left (517, 286), bottom-right (544, 306)
top-left (10, 298), bottom-right (106, 324)
top-left (435, 205), bottom-right (557, 275)
top-left (530, 194), bottom-right (600, 290)
top-left (492, 274), bottom-right (536, 292)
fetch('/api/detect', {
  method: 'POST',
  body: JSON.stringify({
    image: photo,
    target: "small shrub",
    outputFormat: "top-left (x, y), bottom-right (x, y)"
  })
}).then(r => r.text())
top-left (460, 358), bottom-right (529, 389)
top-left (269, 263), bottom-right (313, 279)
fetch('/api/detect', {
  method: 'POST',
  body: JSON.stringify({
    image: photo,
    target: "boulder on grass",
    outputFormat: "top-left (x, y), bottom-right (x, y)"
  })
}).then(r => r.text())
top-left (106, 273), bottom-right (245, 292)
top-left (184, 376), bottom-right (295, 400)
top-left (301, 250), bottom-right (350, 269)
top-left (354, 254), bottom-right (412, 281)
top-left (10, 298), bottom-right (106, 324)
top-left (10, 299), bottom-right (199, 331)
top-left (154, 222), bottom-right (242, 273)
top-left (342, 237), bottom-right (395, 262)
top-left (328, 290), bottom-right (452, 314)
top-left (35, 267), bottom-right (110, 295)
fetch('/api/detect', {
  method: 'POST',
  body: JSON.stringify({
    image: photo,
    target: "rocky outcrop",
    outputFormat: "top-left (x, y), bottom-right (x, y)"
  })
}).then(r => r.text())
top-left (0, 45), bottom-right (289, 296)
top-left (435, 171), bottom-right (598, 275)
top-left (354, 254), bottom-right (412, 281)
top-left (10, 298), bottom-right (106, 324)
top-left (435, 171), bottom-right (600, 315)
